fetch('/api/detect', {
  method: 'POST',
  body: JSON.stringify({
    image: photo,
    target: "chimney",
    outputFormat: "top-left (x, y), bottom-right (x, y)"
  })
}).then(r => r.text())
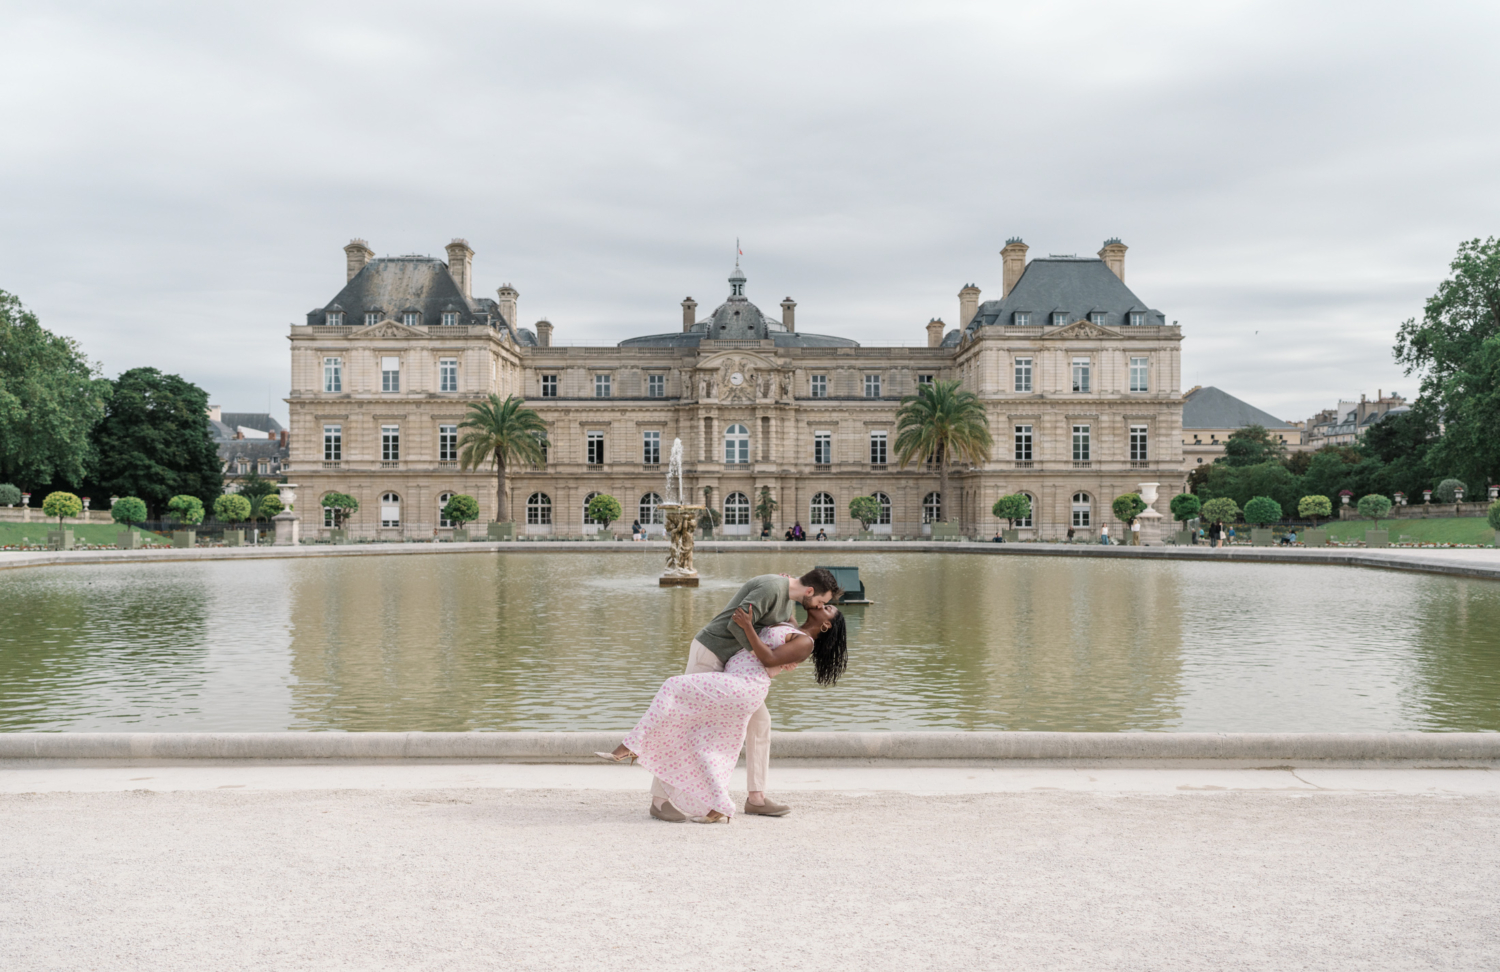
top-left (207, 404), bottom-right (221, 423)
top-left (344, 239), bottom-right (374, 282)
top-left (781, 297), bottom-right (797, 332)
top-left (681, 297), bottom-right (697, 333)
top-left (1098, 238), bottom-right (1127, 281)
top-left (926, 317), bottom-right (946, 349)
top-left (446, 239), bottom-right (475, 299)
top-left (496, 285), bottom-right (518, 328)
top-left (1001, 238), bottom-right (1029, 297)
top-left (535, 319), bottom-right (552, 348)
top-left (958, 284), bottom-right (981, 328)
top-left (279, 430), bottom-right (288, 449)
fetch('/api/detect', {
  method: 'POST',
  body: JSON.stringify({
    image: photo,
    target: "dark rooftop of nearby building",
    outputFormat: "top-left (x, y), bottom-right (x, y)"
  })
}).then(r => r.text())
top-left (964, 257), bottom-right (1166, 333)
top-left (1182, 386), bottom-right (1292, 430)
top-left (309, 254), bottom-right (527, 343)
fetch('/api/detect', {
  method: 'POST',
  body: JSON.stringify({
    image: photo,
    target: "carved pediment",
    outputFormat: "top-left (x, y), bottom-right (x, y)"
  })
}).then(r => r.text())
top-left (353, 319), bottom-right (427, 339)
top-left (1040, 320), bottom-right (1122, 340)
top-left (693, 351), bottom-right (786, 402)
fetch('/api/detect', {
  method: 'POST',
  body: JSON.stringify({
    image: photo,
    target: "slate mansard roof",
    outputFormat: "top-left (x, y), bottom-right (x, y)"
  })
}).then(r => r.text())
top-left (309, 254), bottom-right (529, 342)
top-left (955, 257), bottom-right (1167, 345)
top-left (1182, 386), bottom-right (1292, 431)
top-left (619, 264), bottom-right (859, 349)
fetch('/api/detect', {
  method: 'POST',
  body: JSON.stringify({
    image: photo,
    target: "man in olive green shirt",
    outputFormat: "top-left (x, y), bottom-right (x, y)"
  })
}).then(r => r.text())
top-left (648, 568), bottom-right (841, 821)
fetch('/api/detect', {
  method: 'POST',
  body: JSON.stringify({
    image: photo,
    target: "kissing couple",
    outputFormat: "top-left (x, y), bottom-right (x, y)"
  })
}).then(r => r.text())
top-left (597, 568), bottom-right (848, 823)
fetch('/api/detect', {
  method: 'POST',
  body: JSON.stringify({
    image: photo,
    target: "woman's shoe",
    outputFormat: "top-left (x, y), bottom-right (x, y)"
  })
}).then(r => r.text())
top-left (691, 811), bottom-right (731, 824)
top-left (593, 750), bottom-right (637, 764)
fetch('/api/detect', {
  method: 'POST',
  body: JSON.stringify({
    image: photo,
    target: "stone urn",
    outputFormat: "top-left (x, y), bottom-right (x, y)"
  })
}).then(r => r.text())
top-left (1135, 482), bottom-right (1165, 546)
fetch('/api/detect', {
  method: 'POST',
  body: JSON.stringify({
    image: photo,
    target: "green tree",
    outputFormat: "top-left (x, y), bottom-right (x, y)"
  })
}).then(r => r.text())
top-left (320, 492), bottom-right (360, 529)
top-left (257, 494), bottom-right (283, 520)
top-left (1219, 424), bottom-right (1288, 467)
top-left (1357, 493), bottom-right (1392, 528)
top-left (235, 470), bottom-right (281, 521)
top-left (585, 493), bottom-right (622, 530)
top-left (893, 379), bottom-right (993, 523)
top-left (754, 486), bottom-right (778, 531)
top-left (0, 290), bottom-right (111, 490)
top-left (456, 394), bottom-right (548, 523)
top-left (90, 367), bottom-right (222, 516)
top-left (0, 483), bottom-right (20, 507)
top-left (1395, 237), bottom-right (1500, 484)
top-left (213, 494), bottom-right (252, 524)
top-left (849, 496), bottom-right (881, 531)
top-left (1487, 500), bottom-right (1500, 532)
top-left (1200, 497), bottom-right (1240, 524)
top-left (1112, 492), bottom-right (1147, 524)
top-left (442, 494), bottom-right (481, 527)
top-left (1434, 478), bottom-right (1467, 504)
top-left (42, 490), bottom-right (82, 527)
top-left (1169, 492), bottom-right (1201, 523)
top-left (1297, 494), bottom-right (1333, 527)
top-left (110, 496), bottom-right (147, 525)
top-left (1243, 496), bottom-right (1283, 526)
top-left (992, 493), bottom-right (1032, 530)
top-left (166, 494), bottom-right (205, 526)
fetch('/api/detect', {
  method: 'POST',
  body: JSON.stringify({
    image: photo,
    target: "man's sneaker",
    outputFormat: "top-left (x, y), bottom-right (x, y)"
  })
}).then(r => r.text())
top-left (650, 800), bottom-right (689, 822)
top-left (743, 797), bottom-right (791, 817)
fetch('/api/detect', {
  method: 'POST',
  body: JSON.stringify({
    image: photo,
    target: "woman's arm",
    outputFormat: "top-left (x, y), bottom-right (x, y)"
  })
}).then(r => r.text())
top-left (732, 607), bottom-right (814, 669)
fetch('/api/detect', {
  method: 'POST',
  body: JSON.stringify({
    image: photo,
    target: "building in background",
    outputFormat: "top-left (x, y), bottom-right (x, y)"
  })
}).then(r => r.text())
top-left (209, 405), bottom-right (289, 480)
top-left (1181, 386), bottom-right (1302, 466)
top-left (286, 238), bottom-right (1185, 540)
top-left (1304, 392), bottom-right (1408, 449)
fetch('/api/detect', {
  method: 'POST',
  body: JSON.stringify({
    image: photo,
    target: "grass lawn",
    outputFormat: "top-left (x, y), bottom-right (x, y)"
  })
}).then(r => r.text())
top-left (0, 521), bottom-right (168, 548)
top-left (1322, 516), bottom-right (1497, 546)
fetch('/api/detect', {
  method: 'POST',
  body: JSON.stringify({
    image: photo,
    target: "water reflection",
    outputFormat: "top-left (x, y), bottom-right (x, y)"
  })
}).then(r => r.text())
top-left (2, 552), bottom-right (1499, 731)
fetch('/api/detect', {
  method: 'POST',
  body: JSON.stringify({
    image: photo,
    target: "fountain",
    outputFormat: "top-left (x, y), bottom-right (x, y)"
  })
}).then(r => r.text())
top-left (658, 438), bottom-right (704, 587)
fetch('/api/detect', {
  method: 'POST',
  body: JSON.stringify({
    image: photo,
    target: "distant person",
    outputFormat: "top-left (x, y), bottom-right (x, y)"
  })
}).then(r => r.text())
top-left (760, 524), bottom-right (771, 539)
top-left (631, 519), bottom-right (642, 541)
top-left (792, 522), bottom-right (806, 541)
top-left (1227, 525), bottom-right (1237, 544)
top-left (784, 528), bottom-right (794, 542)
top-left (1100, 525), bottom-right (1110, 545)
top-left (1067, 527), bottom-right (1076, 541)
top-left (815, 528), bottom-right (827, 541)
top-left (993, 531), bottom-right (1004, 543)
top-left (1209, 520), bottom-right (1224, 548)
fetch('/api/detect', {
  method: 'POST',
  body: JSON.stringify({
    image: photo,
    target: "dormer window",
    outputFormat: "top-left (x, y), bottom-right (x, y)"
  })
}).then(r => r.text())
top-left (403, 311), bottom-right (420, 327)
top-left (365, 312), bottom-right (379, 326)
top-left (1052, 312), bottom-right (1069, 326)
top-left (1129, 311), bottom-right (1145, 326)
top-left (1013, 312), bottom-right (1030, 326)
top-left (324, 311), bottom-right (344, 326)
top-left (1089, 312), bottom-right (1106, 326)
top-left (442, 312), bottom-right (458, 326)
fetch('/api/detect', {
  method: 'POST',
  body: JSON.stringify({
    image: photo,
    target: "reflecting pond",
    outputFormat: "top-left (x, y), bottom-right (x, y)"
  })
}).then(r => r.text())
top-left (2, 551), bottom-right (1499, 732)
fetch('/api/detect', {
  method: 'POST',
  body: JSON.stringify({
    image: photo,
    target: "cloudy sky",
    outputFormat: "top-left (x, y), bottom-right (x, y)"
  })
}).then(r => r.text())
top-left (3, 1), bottom-right (1497, 426)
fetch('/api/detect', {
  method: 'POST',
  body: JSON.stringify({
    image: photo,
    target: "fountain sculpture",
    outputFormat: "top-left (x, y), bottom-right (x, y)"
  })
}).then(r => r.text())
top-left (659, 438), bottom-right (704, 587)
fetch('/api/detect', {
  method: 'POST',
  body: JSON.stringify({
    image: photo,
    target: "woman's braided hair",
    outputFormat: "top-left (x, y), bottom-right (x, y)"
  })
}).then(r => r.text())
top-left (812, 611), bottom-right (848, 686)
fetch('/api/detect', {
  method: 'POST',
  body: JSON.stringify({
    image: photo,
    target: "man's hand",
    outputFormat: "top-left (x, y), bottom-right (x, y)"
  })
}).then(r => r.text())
top-left (732, 605), bottom-right (755, 633)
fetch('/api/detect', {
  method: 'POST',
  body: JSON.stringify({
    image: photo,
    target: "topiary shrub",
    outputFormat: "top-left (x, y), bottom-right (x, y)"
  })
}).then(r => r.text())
top-left (442, 494), bottom-right (480, 527)
top-left (1298, 494), bottom-right (1332, 528)
top-left (42, 491), bottom-right (82, 527)
top-left (256, 494), bottom-right (283, 520)
top-left (0, 483), bottom-right (20, 507)
top-left (1433, 478), bottom-right (1468, 504)
top-left (585, 493), bottom-right (622, 531)
top-left (214, 494), bottom-right (252, 524)
top-left (166, 495), bottom-right (205, 526)
top-left (1169, 493), bottom-right (1201, 523)
top-left (1112, 493), bottom-right (1147, 523)
top-left (849, 496), bottom-right (882, 531)
top-left (321, 492), bottom-right (360, 529)
top-left (1243, 496), bottom-right (1283, 527)
top-left (1357, 494), bottom-right (1392, 528)
top-left (1200, 497), bottom-right (1240, 524)
top-left (992, 493), bottom-right (1032, 530)
top-left (1488, 500), bottom-right (1500, 532)
top-left (111, 496), bottom-right (148, 525)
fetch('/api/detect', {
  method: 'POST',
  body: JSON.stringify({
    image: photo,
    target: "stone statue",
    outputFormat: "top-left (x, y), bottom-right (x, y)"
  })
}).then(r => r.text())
top-left (660, 505), bottom-right (702, 586)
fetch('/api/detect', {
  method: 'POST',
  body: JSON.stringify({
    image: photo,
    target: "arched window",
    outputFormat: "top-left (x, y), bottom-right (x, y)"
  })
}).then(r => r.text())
top-left (526, 492), bottom-right (552, 525)
top-left (1071, 492), bottom-right (1091, 528)
top-left (1016, 493), bottom-right (1034, 528)
top-left (724, 491), bottom-right (750, 526)
top-left (810, 492), bottom-right (836, 526)
top-left (872, 491), bottom-right (892, 525)
top-left (438, 492), bottom-right (455, 528)
top-left (923, 492), bottom-right (942, 524)
top-left (724, 424), bottom-right (749, 464)
top-left (582, 491), bottom-right (603, 525)
top-left (639, 492), bottom-right (663, 525)
top-left (380, 492), bottom-right (401, 528)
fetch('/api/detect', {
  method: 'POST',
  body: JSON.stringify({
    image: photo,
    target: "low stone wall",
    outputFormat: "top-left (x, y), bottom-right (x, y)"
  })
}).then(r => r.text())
top-left (0, 507), bottom-right (111, 524)
top-left (2, 731), bottom-right (1497, 764)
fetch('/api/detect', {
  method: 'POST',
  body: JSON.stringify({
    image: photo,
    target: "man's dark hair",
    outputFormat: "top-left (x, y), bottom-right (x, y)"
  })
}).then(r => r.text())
top-left (799, 568), bottom-right (842, 599)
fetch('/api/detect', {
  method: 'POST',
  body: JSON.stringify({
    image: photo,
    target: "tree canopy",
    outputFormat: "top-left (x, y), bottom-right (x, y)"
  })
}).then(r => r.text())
top-left (214, 494), bottom-right (252, 524)
top-left (992, 493), bottom-right (1032, 528)
top-left (1112, 493), bottom-right (1147, 524)
top-left (754, 486), bottom-right (778, 528)
top-left (1356, 494), bottom-right (1392, 525)
top-left (1243, 496), bottom-right (1282, 526)
top-left (110, 496), bottom-right (147, 525)
top-left (91, 368), bottom-right (222, 517)
top-left (320, 492), bottom-right (360, 528)
top-left (893, 380), bottom-right (992, 523)
top-left (1200, 497), bottom-right (1240, 523)
top-left (1168, 492), bottom-right (1201, 523)
top-left (1297, 494), bottom-right (1332, 525)
top-left (457, 394), bottom-right (548, 522)
top-left (42, 490), bottom-right (82, 525)
top-left (1219, 424), bottom-right (1288, 467)
top-left (167, 494), bottom-right (205, 526)
top-left (0, 290), bottom-right (110, 490)
top-left (442, 494), bottom-right (481, 526)
top-left (584, 493), bottom-right (621, 529)
top-left (0, 483), bottom-right (20, 507)
top-left (849, 496), bottom-right (882, 530)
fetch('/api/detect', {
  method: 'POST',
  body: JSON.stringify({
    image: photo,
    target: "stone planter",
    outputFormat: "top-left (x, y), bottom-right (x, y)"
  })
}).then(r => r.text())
top-left (1003, 529), bottom-right (1020, 543)
top-left (701, 527), bottom-right (713, 540)
top-left (1172, 529), bottom-right (1194, 545)
top-left (172, 530), bottom-right (196, 548)
top-left (223, 530), bottom-right (243, 547)
top-left (451, 527), bottom-right (469, 543)
top-left (856, 530), bottom-right (876, 541)
top-left (1303, 529), bottom-right (1328, 547)
top-left (930, 523), bottom-right (960, 540)
top-left (328, 528), bottom-right (349, 545)
top-left (1251, 528), bottom-right (1274, 547)
top-left (487, 521), bottom-right (515, 541)
top-left (116, 530), bottom-right (141, 549)
top-left (48, 529), bottom-right (74, 551)
top-left (1365, 529), bottom-right (1389, 548)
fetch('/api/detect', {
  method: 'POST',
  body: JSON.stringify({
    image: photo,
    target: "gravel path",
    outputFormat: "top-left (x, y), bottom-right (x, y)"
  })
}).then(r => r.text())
top-left (3, 785), bottom-right (1498, 971)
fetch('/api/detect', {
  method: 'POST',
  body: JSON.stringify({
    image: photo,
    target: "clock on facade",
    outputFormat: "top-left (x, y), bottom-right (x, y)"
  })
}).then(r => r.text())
top-left (729, 372), bottom-right (745, 385)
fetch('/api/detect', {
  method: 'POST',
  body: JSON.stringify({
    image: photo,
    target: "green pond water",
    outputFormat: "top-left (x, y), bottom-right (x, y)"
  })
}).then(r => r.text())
top-left (2, 551), bottom-right (1499, 732)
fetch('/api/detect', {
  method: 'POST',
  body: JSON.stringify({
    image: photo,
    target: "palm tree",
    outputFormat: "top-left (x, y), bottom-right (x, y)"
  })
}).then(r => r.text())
top-left (893, 379), bottom-right (993, 523)
top-left (457, 394), bottom-right (549, 522)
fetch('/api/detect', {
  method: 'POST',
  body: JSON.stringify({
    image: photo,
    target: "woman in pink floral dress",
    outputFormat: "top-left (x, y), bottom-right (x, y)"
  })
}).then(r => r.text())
top-left (599, 602), bottom-right (847, 823)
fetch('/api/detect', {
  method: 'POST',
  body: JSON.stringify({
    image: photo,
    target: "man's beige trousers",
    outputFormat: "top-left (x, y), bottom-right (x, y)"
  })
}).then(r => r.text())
top-left (650, 640), bottom-right (771, 800)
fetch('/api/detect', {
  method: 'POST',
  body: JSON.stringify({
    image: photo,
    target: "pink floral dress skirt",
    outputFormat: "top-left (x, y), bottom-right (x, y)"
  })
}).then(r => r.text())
top-left (622, 623), bottom-right (799, 818)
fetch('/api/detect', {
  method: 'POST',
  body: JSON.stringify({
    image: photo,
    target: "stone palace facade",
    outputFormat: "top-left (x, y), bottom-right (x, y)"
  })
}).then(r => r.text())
top-left (286, 238), bottom-right (1184, 539)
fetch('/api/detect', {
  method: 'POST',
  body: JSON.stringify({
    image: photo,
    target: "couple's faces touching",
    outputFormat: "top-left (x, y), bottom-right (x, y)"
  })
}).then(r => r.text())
top-left (803, 600), bottom-right (838, 633)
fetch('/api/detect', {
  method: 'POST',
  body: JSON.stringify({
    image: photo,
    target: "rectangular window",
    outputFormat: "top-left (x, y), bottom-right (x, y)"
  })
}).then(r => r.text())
top-left (382, 425), bottom-right (400, 462)
top-left (324, 311), bottom-right (343, 326)
top-left (1014, 425), bottom-right (1033, 461)
top-left (439, 357), bottom-right (458, 392)
top-left (810, 374), bottom-right (827, 398)
top-left (1072, 424), bottom-right (1091, 462)
top-left (1089, 312), bottom-right (1106, 326)
top-left (917, 374), bottom-right (934, 385)
top-left (441, 312), bottom-right (458, 326)
top-left (323, 424), bottom-right (341, 461)
top-left (1053, 312), bottom-right (1069, 326)
top-left (1014, 357), bottom-right (1032, 393)
top-left (1130, 424), bottom-right (1149, 462)
top-left (541, 375), bottom-right (557, 398)
top-left (323, 357), bottom-right (342, 393)
top-left (1129, 311), bottom-right (1145, 326)
top-left (587, 431), bottom-right (604, 465)
top-left (403, 312), bottom-right (419, 327)
top-left (381, 356), bottom-right (400, 392)
top-left (439, 424), bottom-right (458, 462)
top-left (814, 431), bottom-right (831, 465)
top-left (647, 374), bottom-right (665, 398)
top-left (257, 459), bottom-right (269, 475)
top-left (594, 374), bottom-right (611, 398)
top-left (1129, 356), bottom-right (1148, 393)
top-left (364, 312), bottom-right (379, 327)
top-left (643, 430), bottom-right (660, 465)
top-left (864, 374), bottom-right (881, 398)
top-left (1071, 357), bottom-right (1091, 393)
top-left (869, 431), bottom-right (887, 465)
top-left (1014, 312), bottom-right (1030, 326)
